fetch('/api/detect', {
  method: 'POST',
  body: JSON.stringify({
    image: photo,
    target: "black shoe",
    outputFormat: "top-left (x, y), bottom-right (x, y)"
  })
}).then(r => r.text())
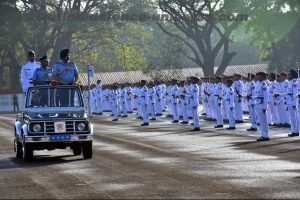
top-left (166, 114), bottom-right (173, 118)
top-left (226, 127), bottom-right (236, 130)
top-left (190, 123), bottom-right (194, 125)
top-left (112, 119), bottom-right (118, 121)
top-left (214, 125), bottom-right (223, 128)
top-left (247, 127), bottom-right (257, 131)
top-left (284, 123), bottom-right (291, 128)
top-left (136, 116), bottom-right (143, 120)
top-left (189, 117), bottom-right (193, 119)
top-left (223, 119), bottom-right (229, 123)
top-left (121, 115), bottom-right (128, 117)
top-left (156, 113), bottom-right (163, 116)
top-left (180, 121), bottom-right (189, 124)
top-left (171, 120), bottom-right (179, 123)
top-left (288, 133), bottom-right (299, 137)
top-left (140, 123), bottom-right (149, 126)
top-left (201, 113), bottom-right (206, 116)
top-left (257, 137), bottom-right (269, 142)
top-left (150, 118), bottom-right (156, 121)
top-left (235, 120), bottom-right (244, 123)
top-left (191, 127), bottom-right (200, 131)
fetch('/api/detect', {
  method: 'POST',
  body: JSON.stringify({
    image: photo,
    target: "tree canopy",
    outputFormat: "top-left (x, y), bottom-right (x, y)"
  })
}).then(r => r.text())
top-left (0, 0), bottom-right (299, 88)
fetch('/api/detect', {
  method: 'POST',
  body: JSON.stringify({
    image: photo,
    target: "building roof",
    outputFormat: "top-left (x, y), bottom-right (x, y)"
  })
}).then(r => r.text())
top-left (78, 64), bottom-right (268, 86)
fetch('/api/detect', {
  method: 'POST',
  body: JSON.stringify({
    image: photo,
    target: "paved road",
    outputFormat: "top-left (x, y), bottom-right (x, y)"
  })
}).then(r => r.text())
top-left (0, 113), bottom-right (300, 199)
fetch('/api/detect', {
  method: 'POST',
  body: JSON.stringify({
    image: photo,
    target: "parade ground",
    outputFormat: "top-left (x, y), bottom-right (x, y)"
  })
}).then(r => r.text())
top-left (0, 112), bottom-right (300, 199)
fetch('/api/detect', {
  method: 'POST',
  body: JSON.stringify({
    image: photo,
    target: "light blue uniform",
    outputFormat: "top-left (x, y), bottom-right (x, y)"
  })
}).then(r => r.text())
top-left (52, 61), bottom-right (79, 84)
top-left (32, 67), bottom-right (52, 84)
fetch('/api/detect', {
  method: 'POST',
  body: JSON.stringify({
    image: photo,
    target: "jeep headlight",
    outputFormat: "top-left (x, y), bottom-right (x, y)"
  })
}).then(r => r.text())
top-left (32, 124), bottom-right (41, 132)
top-left (77, 122), bottom-right (86, 131)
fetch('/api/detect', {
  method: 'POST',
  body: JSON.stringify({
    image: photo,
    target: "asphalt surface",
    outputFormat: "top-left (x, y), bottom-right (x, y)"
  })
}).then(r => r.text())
top-left (0, 112), bottom-right (300, 199)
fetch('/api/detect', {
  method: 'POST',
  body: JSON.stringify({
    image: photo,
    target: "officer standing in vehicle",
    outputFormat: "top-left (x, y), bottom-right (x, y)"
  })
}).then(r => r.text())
top-left (21, 50), bottom-right (41, 94)
top-left (32, 55), bottom-right (52, 85)
top-left (32, 55), bottom-right (53, 106)
top-left (52, 48), bottom-right (79, 85)
top-left (52, 48), bottom-right (79, 106)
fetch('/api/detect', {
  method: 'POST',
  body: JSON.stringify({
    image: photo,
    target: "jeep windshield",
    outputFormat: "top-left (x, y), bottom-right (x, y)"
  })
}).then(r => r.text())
top-left (26, 86), bottom-right (84, 108)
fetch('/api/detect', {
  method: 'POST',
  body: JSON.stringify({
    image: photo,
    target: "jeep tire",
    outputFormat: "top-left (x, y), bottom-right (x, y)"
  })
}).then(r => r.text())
top-left (82, 142), bottom-right (92, 159)
top-left (72, 146), bottom-right (82, 156)
top-left (23, 143), bottom-right (33, 162)
top-left (16, 140), bottom-right (23, 159)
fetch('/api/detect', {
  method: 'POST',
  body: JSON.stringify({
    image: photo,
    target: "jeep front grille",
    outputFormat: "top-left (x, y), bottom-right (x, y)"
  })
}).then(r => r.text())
top-left (28, 121), bottom-right (90, 134)
top-left (45, 121), bottom-right (75, 133)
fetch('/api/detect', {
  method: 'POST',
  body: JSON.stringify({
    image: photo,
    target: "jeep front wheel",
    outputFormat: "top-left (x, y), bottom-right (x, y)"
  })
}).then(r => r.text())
top-left (23, 143), bottom-right (33, 162)
top-left (72, 146), bottom-right (82, 156)
top-left (82, 142), bottom-right (92, 159)
top-left (15, 139), bottom-right (23, 159)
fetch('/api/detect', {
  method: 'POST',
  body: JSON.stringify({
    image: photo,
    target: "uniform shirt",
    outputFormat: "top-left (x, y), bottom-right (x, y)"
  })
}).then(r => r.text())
top-left (233, 80), bottom-right (244, 100)
top-left (255, 80), bottom-right (269, 110)
top-left (52, 61), bottom-right (79, 84)
top-left (147, 87), bottom-right (156, 104)
top-left (171, 85), bottom-right (180, 104)
top-left (189, 83), bottom-right (200, 108)
top-left (32, 67), bottom-right (52, 85)
top-left (120, 88), bottom-right (127, 103)
top-left (286, 79), bottom-right (299, 106)
top-left (278, 80), bottom-right (288, 104)
top-left (268, 80), bottom-right (277, 104)
top-left (139, 86), bottom-right (148, 105)
top-left (21, 61), bottom-right (41, 92)
top-left (225, 86), bottom-right (235, 109)
top-left (155, 84), bottom-right (163, 102)
top-left (245, 81), bottom-right (256, 105)
top-left (96, 84), bottom-right (102, 99)
top-left (126, 86), bottom-right (132, 101)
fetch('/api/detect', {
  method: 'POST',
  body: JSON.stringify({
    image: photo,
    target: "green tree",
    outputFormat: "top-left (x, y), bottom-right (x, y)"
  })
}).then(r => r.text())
top-left (157, 0), bottom-right (260, 77)
top-left (246, 0), bottom-right (300, 71)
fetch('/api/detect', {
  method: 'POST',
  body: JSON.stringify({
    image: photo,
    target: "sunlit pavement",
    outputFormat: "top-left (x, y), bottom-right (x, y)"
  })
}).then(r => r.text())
top-left (0, 112), bottom-right (299, 199)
